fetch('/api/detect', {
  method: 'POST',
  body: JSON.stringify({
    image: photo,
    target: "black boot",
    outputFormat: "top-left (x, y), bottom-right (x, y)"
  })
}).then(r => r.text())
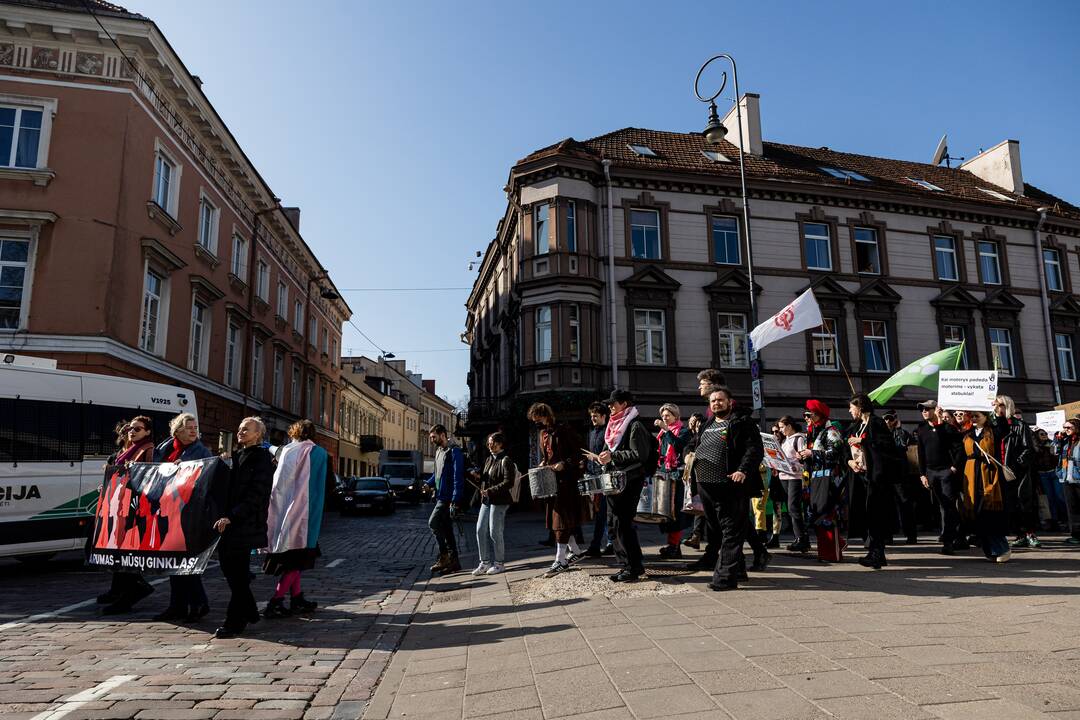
top-left (751, 550), bottom-right (772, 571)
top-left (786, 536), bottom-right (810, 553)
top-left (264, 597), bottom-right (291, 618)
top-left (290, 594), bottom-right (318, 614)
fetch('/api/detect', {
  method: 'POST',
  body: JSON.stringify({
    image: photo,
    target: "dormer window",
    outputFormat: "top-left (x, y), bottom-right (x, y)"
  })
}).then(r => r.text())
top-left (628, 144), bottom-right (657, 157)
top-left (820, 167), bottom-right (870, 182)
top-left (906, 177), bottom-right (944, 191)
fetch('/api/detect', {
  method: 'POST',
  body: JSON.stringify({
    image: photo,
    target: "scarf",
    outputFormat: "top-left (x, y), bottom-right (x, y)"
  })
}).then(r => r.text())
top-left (605, 406), bottom-right (639, 451)
top-left (164, 438), bottom-right (186, 463)
top-left (115, 439), bottom-right (153, 466)
top-left (657, 419), bottom-right (684, 470)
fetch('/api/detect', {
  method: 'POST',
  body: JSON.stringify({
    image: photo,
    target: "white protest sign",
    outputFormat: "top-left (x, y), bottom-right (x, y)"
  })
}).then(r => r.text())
top-left (937, 370), bottom-right (998, 411)
top-left (1035, 410), bottom-right (1066, 434)
top-left (761, 432), bottom-right (801, 476)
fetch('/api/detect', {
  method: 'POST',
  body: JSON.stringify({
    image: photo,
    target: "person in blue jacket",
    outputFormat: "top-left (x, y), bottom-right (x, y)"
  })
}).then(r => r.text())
top-left (425, 424), bottom-right (465, 575)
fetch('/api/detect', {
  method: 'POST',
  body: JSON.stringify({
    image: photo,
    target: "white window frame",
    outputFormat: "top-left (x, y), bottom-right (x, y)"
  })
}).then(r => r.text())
top-left (568, 304), bottom-right (580, 362)
top-left (0, 231), bottom-right (36, 331)
top-left (1057, 333), bottom-right (1076, 382)
top-left (0, 94), bottom-right (57, 170)
top-left (978, 240), bottom-right (1002, 285)
top-left (187, 298), bottom-right (209, 373)
top-left (1044, 248), bottom-right (1064, 292)
top-left (151, 139), bottom-right (182, 216)
top-left (812, 319), bottom-right (839, 371)
top-left (291, 364), bottom-right (301, 414)
top-left (231, 233), bottom-right (248, 279)
top-left (712, 216), bottom-right (740, 265)
top-left (717, 312), bottom-right (748, 368)
top-left (251, 338), bottom-right (264, 398)
top-left (535, 305), bottom-right (552, 363)
top-left (273, 349), bottom-right (284, 407)
top-left (634, 309), bottom-right (667, 365)
top-left (321, 327), bottom-right (329, 355)
top-left (534, 203), bottom-right (549, 255)
top-left (854, 227), bottom-right (881, 275)
top-left (804, 222), bottom-right (832, 271)
top-left (943, 324), bottom-right (969, 370)
top-left (276, 281), bottom-right (288, 318)
top-left (225, 321), bottom-right (241, 388)
top-left (331, 337), bottom-right (338, 367)
top-left (863, 319), bottom-right (890, 373)
top-left (197, 192), bottom-right (219, 255)
top-left (309, 316), bottom-right (318, 347)
top-left (256, 259), bottom-right (270, 301)
top-left (630, 209), bottom-right (662, 260)
top-left (138, 263), bottom-right (168, 356)
top-left (294, 299), bottom-right (304, 333)
top-left (934, 235), bottom-right (959, 281)
top-left (566, 200), bottom-right (577, 253)
top-left (989, 327), bottom-right (1015, 377)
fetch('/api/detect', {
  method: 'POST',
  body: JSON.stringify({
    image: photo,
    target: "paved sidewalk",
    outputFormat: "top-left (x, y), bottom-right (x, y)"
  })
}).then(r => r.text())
top-left (365, 512), bottom-right (1080, 720)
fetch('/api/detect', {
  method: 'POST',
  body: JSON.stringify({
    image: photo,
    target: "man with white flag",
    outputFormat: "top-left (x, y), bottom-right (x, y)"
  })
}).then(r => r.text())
top-left (749, 289), bottom-right (824, 352)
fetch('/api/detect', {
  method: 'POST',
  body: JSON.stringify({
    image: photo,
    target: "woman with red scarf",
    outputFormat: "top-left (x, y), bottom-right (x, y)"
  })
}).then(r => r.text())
top-left (152, 413), bottom-right (214, 623)
top-left (97, 417), bottom-right (157, 615)
top-left (654, 403), bottom-right (690, 558)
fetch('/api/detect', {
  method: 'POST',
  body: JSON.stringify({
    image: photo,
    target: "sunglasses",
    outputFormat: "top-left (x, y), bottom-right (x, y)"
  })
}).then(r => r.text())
top-left (127, 426), bottom-right (146, 433)
top-left (1066, 426), bottom-right (1076, 431)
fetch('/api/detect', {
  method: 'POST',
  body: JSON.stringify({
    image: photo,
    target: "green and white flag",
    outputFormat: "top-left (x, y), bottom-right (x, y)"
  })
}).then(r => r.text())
top-left (867, 343), bottom-right (965, 405)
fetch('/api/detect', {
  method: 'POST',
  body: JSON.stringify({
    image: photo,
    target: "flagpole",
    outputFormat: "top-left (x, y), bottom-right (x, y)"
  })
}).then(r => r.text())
top-left (826, 325), bottom-right (857, 395)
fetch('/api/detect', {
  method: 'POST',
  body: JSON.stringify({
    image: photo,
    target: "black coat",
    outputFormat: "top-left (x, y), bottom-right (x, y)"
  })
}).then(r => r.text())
top-left (696, 413), bottom-right (765, 497)
top-left (220, 444), bottom-right (273, 548)
top-left (849, 414), bottom-right (901, 486)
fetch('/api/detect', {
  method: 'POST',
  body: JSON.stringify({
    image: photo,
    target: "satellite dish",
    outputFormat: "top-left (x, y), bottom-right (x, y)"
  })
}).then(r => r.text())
top-left (931, 134), bottom-right (948, 166)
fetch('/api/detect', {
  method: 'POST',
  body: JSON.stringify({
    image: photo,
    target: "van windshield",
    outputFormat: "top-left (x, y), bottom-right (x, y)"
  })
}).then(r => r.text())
top-left (382, 465), bottom-right (414, 479)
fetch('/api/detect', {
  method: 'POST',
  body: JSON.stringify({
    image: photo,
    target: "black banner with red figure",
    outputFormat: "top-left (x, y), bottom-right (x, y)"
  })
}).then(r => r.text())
top-left (88, 458), bottom-right (226, 575)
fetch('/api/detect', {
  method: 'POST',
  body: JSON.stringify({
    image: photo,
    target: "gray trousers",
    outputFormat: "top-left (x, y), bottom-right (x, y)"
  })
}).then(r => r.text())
top-left (783, 477), bottom-right (805, 540)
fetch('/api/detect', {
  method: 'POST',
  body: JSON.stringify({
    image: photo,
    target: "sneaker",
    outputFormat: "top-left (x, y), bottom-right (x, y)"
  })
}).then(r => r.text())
top-left (1028, 536), bottom-right (1043, 549)
top-left (682, 533), bottom-right (701, 549)
top-left (658, 544), bottom-right (682, 559)
top-left (472, 562), bottom-right (492, 576)
top-left (610, 569), bottom-right (642, 583)
top-left (996, 551), bottom-right (1012, 563)
top-left (485, 563), bottom-right (505, 575)
top-left (543, 561), bottom-right (570, 578)
top-left (566, 552), bottom-right (581, 566)
top-left (1010, 536), bottom-right (1030, 549)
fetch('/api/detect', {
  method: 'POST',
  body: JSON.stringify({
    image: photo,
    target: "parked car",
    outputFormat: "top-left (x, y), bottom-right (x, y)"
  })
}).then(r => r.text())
top-left (327, 473), bottom-right (348, 512)
top-left (340, 477), bottom-right (396, 515)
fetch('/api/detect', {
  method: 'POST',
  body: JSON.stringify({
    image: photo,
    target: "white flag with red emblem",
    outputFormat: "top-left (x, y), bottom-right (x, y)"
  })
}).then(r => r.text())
top-left (749, 288), bottom-right (824, 352)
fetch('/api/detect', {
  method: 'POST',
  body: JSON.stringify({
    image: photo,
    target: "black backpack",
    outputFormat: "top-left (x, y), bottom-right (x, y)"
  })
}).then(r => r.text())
top-left (638, 419), bottom-right (661, 473)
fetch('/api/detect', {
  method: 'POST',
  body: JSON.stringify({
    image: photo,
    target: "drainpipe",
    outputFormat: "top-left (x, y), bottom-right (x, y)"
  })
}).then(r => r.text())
top-left (602, 159), bottom-right (618, 390)
top-left (1034, 207), bottom-right (1062, 406)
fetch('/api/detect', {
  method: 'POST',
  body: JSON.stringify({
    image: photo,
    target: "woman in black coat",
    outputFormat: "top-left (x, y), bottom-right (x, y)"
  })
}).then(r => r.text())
top-left (212, 416), bottom-right (273, 639)
top-left (845, 394), bottom-right (899, 569)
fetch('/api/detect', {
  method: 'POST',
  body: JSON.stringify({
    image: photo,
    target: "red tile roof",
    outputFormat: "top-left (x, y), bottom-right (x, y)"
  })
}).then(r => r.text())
top-left (2, 0), bottom-right (145, 20)
top-left (519, 127), bottom-right (1080, 221)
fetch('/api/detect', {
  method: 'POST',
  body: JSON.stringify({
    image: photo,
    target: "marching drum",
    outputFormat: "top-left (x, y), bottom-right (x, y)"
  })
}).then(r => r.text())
top-left (577, 474), bottom-right (604, 496)
top-left (634, 471), bottom-right (678, 523)
top-left (528, 467), bottom-right (558, 500)
top-left (599, 470), bottom-right (626, 496)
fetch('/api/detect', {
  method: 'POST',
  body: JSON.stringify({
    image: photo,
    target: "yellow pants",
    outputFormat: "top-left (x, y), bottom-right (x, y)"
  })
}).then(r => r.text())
top-left (751, 486), bottom-right (770, 531)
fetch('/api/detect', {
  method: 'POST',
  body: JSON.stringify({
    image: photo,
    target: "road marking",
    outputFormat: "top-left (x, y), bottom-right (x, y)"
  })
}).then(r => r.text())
top-left (327, 558), bottom-right (345, 568)
top-left (30, 674), bottom-right (137, 720)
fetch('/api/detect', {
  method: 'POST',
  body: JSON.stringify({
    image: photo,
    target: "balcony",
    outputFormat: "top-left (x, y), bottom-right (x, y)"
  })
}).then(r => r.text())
top-left (359, 435), bottom-right (383, 453)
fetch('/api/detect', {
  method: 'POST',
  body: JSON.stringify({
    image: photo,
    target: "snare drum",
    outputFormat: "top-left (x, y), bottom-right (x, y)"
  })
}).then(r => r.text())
top-left (528, 467), bottom-right (558, 500)
top-left (577, 474), bottom-right (604, 496)
top-left (600, 470), bottom-right (626, 496)
top-left (634, 471), bottom-right (678, 523)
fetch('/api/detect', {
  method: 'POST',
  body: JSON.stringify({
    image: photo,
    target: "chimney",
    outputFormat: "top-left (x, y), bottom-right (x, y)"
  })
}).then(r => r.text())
top-left (720, 93), bottom-right (763, 156)
top-left (386, 359), bottom-right (406, 373)
top-left (282, 206), bottom-right (301, 232)
top-left (422, 379), bottom-right (436, 394)
top-left (959, 140), bottom-right (1024, 195)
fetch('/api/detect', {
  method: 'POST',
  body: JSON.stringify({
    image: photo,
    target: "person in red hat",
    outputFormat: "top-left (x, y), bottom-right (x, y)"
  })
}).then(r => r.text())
top-left (797, 399), bottom-right (848, 562)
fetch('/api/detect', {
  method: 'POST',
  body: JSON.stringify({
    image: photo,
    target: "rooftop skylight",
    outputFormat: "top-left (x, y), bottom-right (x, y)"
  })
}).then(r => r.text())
top-left (906, 177), bottom-right (944, 191)
top-left (701, 150), bottom-right (732, 163)
top-left (627, 144), bottom-right (658, 157)
top-left (977, 187), bottom-right (1016, 202)
top-left (820, 167), bottom-right (870, 182)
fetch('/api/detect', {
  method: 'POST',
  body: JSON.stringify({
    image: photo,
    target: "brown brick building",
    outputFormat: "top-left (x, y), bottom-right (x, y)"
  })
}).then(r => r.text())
top-left (0, 0), bottom-right (351, 455)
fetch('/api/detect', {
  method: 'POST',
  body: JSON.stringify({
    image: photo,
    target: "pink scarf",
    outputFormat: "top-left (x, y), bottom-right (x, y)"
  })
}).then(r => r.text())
top-left (657, 419), bottom-right (684, 470)
top-left (115, 439), bottom-right (153, 466)
top-left (605, 406), bottom-right (639, 451)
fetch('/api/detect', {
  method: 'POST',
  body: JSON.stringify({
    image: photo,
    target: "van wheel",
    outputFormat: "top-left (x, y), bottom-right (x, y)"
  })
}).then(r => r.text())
top-left (15, 553), bottom-right (56, 564)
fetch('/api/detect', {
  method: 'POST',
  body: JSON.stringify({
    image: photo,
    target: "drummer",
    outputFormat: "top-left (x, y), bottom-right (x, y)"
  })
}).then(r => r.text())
top-left (584, 402), bottom-right (613, 558)
top-left (597, 390), bottom-right (653, 583)
top-left (528, 403), bottom-right (585, 577)
top-left (655, 403), bottom-right (690, 559)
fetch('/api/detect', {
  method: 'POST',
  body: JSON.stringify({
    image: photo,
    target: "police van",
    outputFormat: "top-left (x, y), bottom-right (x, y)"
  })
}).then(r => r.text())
top-left (0, 354), bottom-right (198, 561)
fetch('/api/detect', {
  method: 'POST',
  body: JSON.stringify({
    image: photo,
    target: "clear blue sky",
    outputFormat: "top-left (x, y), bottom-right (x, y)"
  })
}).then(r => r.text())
top-left (138, 0), bottom-right (1080, 404)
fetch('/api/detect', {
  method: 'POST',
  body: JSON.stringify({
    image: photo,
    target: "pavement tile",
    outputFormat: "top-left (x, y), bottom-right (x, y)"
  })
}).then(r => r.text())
top-left (777, 669), bottom-right (888, 699)
top-left (876, 674), bottom-right (991, 705)
top-left (992, 682), bottom-right (1080, 712)
top-left (397, 669), bottom-right (466, 694)
top-left (587, 634), bottom-right (657, 654)
top-left (923, 698), bottom-right (1050, 719)
top-left (620, 684), bottom-right (717, 719)
top-left (715, 687), bottom-right (830, 720)
top-left (890, 644), bottom-right (990, 666)
top-left (530, 651), bottom-right (598, 675)
top-left (691, 665), bottom-right (785, 694)
top-left (816, 694), bottom-right (935, 720)
top-left (462, 685), bottom-right (540, 718)
top-left (747, 652), bottom-right (844, 675)
top-left (607, 663), bottom-right (693, 692)
top-left (801, 639), bottom-right (893, 659)
top-left (725, 637), bottom-right (807, 657)
top-left (534, 665), bottom-right (623, 718)
top-left (840, 654), bottom-right (936, 679)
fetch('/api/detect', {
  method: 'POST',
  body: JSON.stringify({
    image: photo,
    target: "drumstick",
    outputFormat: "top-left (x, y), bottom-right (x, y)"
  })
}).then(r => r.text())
top-left (581, 449), bottom-right (601, 461)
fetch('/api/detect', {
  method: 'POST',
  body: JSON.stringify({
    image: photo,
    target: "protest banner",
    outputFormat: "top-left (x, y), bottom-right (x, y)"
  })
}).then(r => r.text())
top-left (937, 370), bottom-right (998, 411)
top-left (1035, 410), bottom-right (1066, 434)
top-left (87, 457), bottom-right (226, 575)
top-left (761, 432), bottom-right (801, 475)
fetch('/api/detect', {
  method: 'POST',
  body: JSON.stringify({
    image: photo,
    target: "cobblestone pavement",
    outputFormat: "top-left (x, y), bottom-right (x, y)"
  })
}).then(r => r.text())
top-left (0, 504), bottom-right (439, 720)
top-left (365, 513), bottom-right (1080, 720)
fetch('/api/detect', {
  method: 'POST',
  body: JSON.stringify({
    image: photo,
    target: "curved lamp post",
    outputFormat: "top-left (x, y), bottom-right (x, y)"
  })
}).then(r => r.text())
top-left (695, 54), bottom-right (763, 423)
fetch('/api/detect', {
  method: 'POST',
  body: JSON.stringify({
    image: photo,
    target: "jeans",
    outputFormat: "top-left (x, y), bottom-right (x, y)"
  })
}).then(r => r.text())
top-left (476, 502), bottom-right (508, 564)
top-left (589, 494), bottom-right (609, 550)
top-left (429, 500), bottom-right (457, 556)
top-left (783, 477), bottom-right (805, 540)
top-left (983, 533), bottom-right (1010, 559)
top-left (608, 475), bottom-right (644, 574)
top-left (219, 544), bottom-right (256, 628)
top-left (697, 481), bottom-right (748, 586)
top-left (1038, 471), bottom-right (1067, 524)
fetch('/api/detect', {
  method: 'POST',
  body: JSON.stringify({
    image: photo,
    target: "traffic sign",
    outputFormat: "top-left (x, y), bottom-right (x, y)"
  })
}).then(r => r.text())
top-left (752, 379), bottom-right (763, 410)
